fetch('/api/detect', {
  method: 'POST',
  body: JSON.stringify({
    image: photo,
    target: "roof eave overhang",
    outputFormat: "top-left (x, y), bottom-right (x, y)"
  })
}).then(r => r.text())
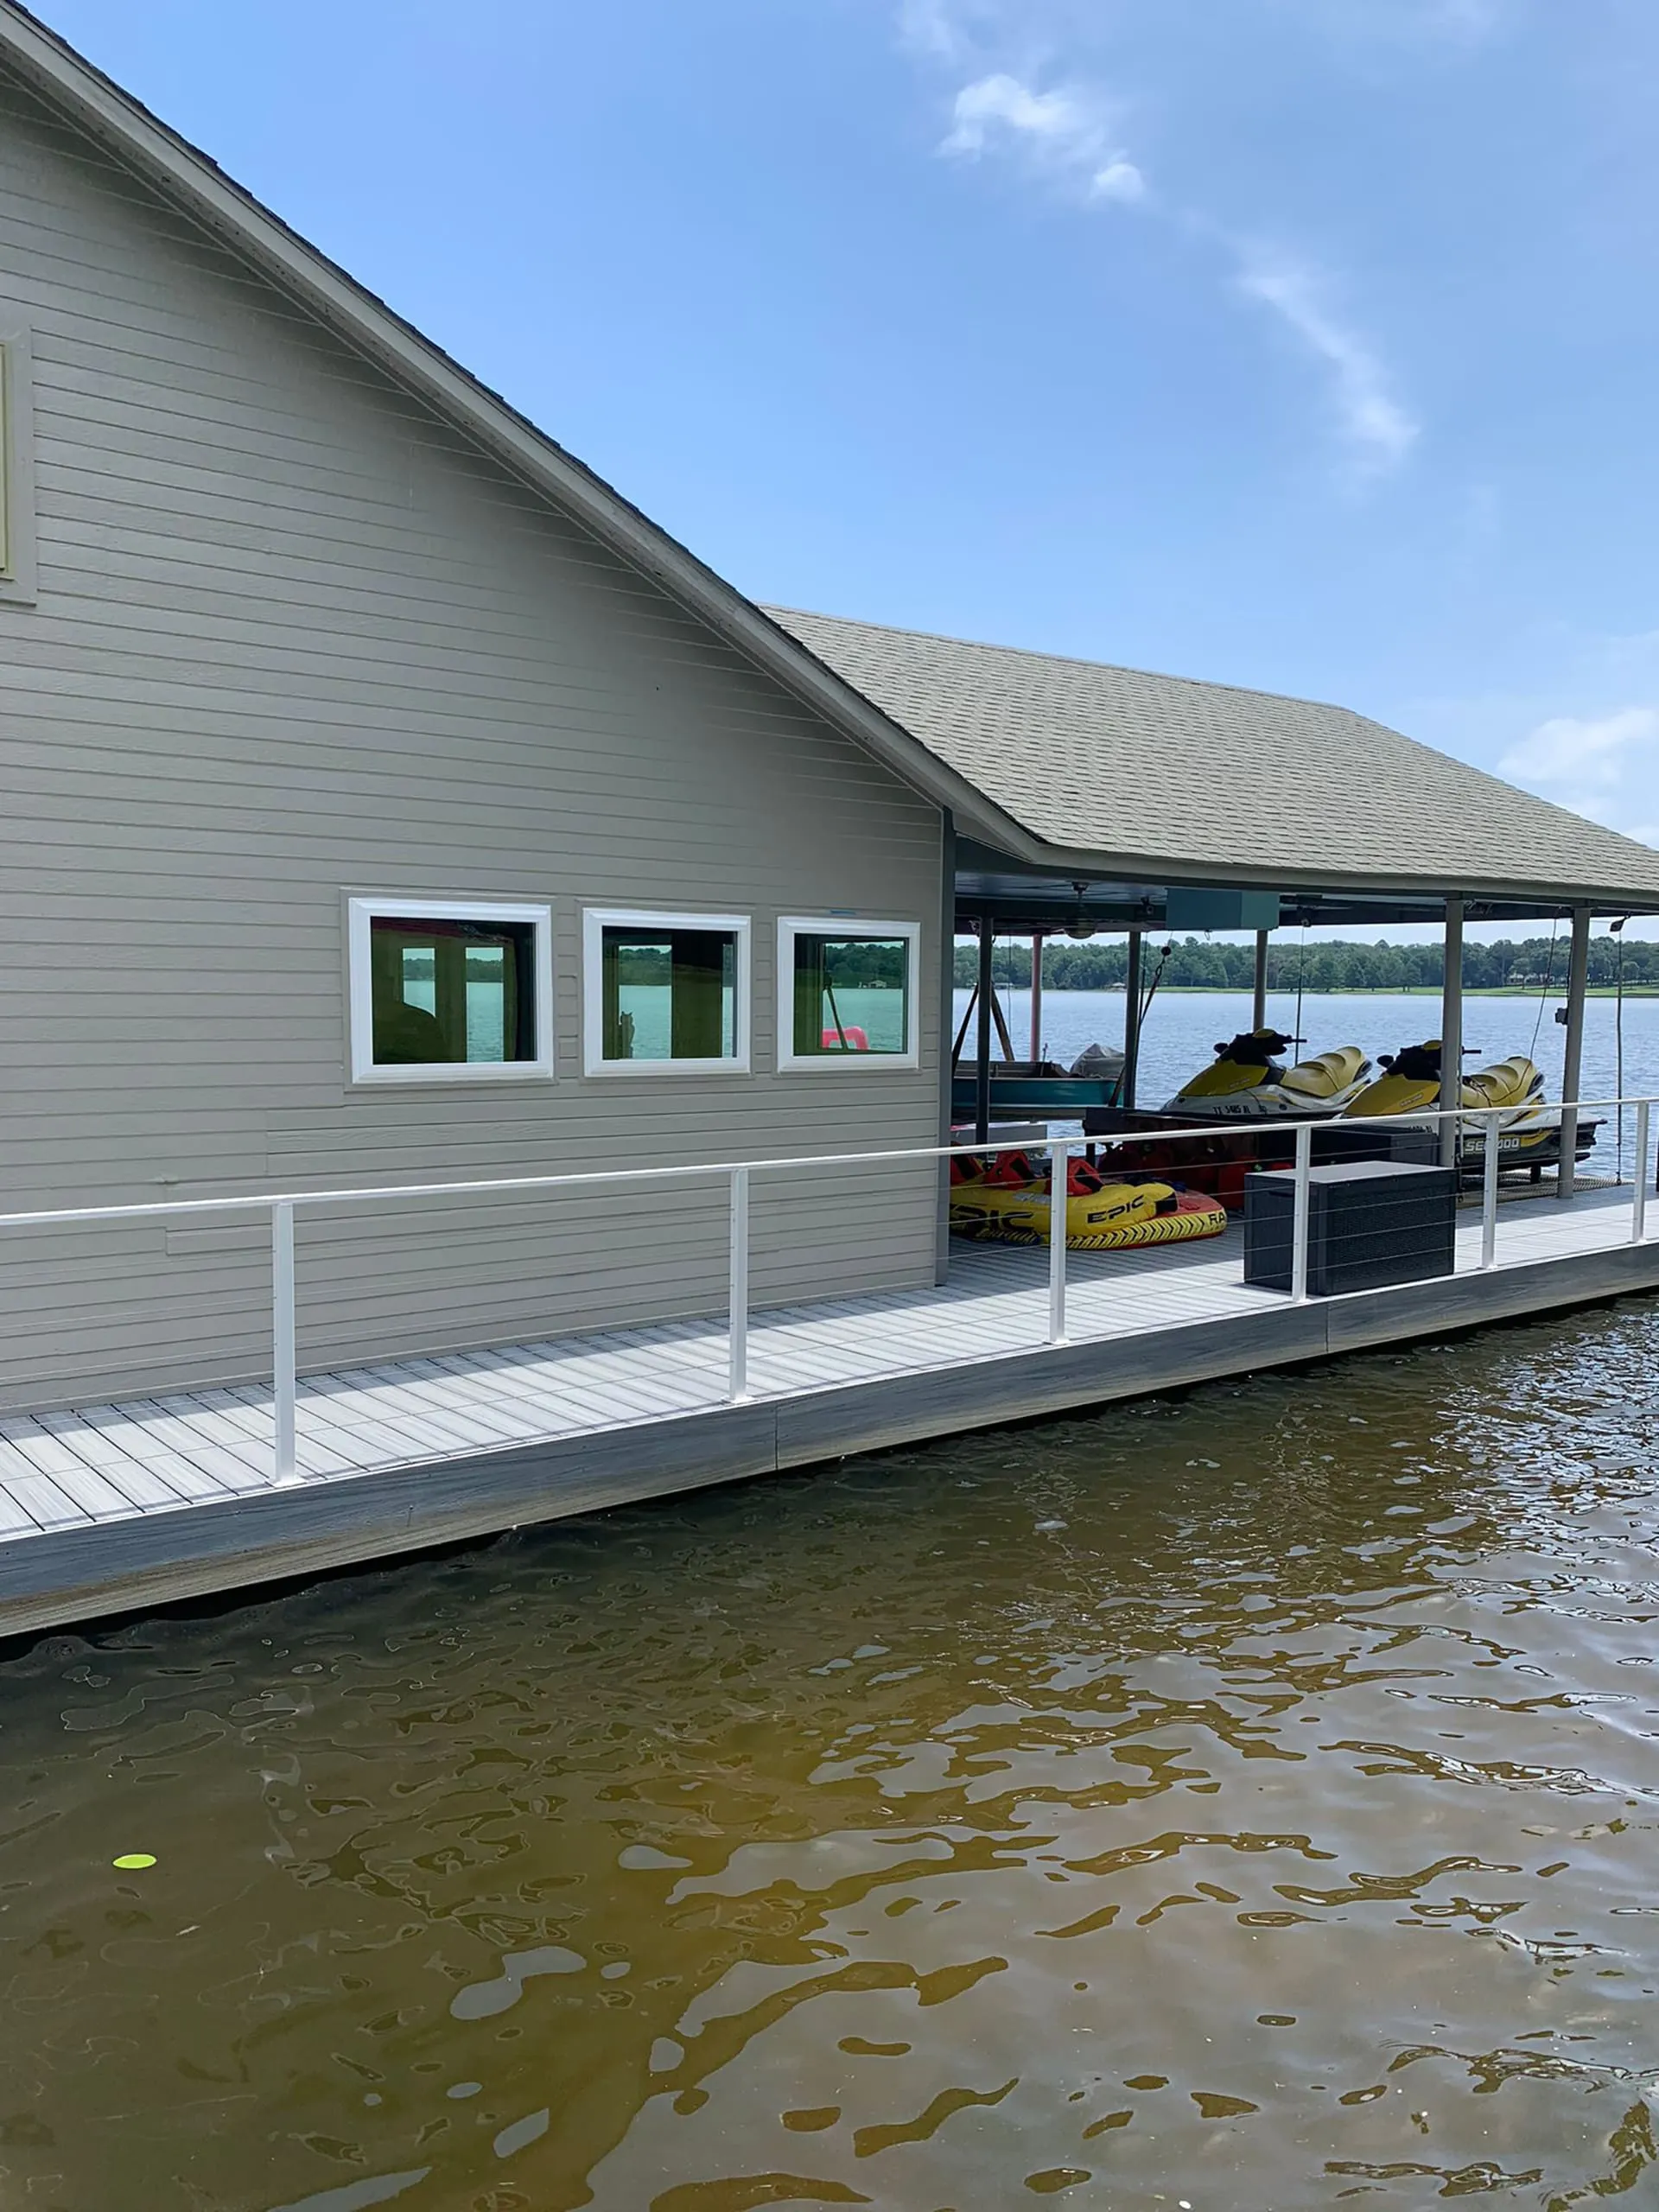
top-left (962, 830), bottom-right (1659, 916)
top-left (0, 4), bottom-right (1022, 842)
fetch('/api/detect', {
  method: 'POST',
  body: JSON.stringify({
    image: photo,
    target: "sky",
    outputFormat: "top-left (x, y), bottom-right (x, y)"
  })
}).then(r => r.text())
top-left (31, 0), bottom-right (1659, 938)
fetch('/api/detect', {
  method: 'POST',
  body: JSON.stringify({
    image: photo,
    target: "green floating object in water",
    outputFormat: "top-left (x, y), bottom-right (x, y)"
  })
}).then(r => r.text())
top-left (112, 1853), bottom-right (156, 1870)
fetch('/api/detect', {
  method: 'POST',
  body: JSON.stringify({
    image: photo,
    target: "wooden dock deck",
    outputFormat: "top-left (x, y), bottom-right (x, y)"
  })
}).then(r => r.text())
top-left (2, 1186), bottom-right (1656, 1640)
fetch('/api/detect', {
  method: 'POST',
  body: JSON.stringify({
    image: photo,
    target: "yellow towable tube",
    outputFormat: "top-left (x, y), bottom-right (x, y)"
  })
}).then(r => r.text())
top-left (950, 1176), bottom-right (1230, 1251)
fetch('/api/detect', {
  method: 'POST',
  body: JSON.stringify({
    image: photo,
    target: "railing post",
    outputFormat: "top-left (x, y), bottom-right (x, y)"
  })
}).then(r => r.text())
top-left (272, 1200), bottom-right (296, 1480)
top-left (728, 1166), bottom-right (750, 1403)
top-left (1635, 1101), bottom-right (1651, 1247)
top-left (1480, 1107), bottom-right (1500, 1271)
top-left (1048, 1140), bottom-right (1069, 1346)
top-left (1291, 1120), bottom-right (1313, 1306)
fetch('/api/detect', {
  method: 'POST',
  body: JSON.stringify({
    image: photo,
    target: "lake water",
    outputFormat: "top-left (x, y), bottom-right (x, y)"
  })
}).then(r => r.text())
top-left (957, 988), bottom-right (1659, 1172)
top-left (4, 1294), bottom-right (1659, 2209)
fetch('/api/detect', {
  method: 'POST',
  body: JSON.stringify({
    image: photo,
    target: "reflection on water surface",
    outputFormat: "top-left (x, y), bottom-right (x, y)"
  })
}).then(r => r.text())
top-left (3, 1300), bottom-right (1658, 2209)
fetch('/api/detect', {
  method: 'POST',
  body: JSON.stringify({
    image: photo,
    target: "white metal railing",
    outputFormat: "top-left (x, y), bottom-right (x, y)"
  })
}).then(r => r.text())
top-left (0, 1094), bottom-right (1653, 1482)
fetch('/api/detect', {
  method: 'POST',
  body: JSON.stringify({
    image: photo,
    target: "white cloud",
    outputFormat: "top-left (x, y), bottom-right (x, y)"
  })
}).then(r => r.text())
top-left (1091, 157), bottom-right (1146, 203)
top-left (1501, 706), bottom-right (1659, 790)
top-left (944, 73), bottom-right (1086, 154)
top-left (1497, 707), bottom-right (1659, 849)
top-left (898, 0), bottom-right (967, 60)
top-left (942, 72), bottom-right (1146, 207)
top-left (1236, 254), bottom-right (1419, 475)
top-left (897, 0), bottom-right (1024, 64)
top-left (905, 10), bottom-right (1419, 483)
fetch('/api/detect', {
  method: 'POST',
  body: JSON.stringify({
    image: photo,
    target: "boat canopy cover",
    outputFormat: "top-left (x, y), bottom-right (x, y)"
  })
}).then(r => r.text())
top-left (766, 607), bottom-right (1659, 912)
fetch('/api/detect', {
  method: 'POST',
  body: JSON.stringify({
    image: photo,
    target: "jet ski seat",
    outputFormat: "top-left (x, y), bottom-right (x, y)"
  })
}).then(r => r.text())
top-left (1280, 1046), bottom-right (1370, 1101)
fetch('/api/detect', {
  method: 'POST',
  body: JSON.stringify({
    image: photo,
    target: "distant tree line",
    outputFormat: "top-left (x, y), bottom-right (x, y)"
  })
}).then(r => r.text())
top-left (952, 935), bottom-right (1659, 993)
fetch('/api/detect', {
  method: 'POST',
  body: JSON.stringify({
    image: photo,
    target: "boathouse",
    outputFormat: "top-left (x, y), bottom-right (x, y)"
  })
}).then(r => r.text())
top-left (2, 2), bottom-right (1658, 1633)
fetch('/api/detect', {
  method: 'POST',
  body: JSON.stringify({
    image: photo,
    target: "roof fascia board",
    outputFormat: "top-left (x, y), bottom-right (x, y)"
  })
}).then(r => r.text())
top-left (0, 4), bottom-right (1018, 843)
top-left (969, 837), bottom-right (1659, 913)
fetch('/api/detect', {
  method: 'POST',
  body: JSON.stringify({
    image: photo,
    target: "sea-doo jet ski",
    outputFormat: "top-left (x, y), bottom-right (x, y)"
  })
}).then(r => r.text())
top-left (1163, 1029), bottom-right (1371, 1119)
top-left (1340, 1039), bottom-right (1592, 1163)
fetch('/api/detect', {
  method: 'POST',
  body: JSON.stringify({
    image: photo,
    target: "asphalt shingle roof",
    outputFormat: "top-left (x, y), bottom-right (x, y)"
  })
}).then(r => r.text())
top-left (766, 607), bottom-right (1659, 906)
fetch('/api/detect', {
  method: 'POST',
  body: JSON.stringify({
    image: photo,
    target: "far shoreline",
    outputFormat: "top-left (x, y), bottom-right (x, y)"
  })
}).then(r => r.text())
top-left (955, 983), bottom-right (1658, 1000)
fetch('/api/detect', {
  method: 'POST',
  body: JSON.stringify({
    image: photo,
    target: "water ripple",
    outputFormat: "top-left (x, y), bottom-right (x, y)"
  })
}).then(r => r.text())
top-left (0, 1297), bottom-right (1656, 2207)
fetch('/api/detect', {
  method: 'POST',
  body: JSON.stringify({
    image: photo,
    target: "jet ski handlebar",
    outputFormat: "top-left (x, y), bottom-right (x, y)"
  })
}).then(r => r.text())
top-left (1378, 1041), bottom-right (1479, 1076)
top-left (1211, 1029), bottom-right (1302, 1062)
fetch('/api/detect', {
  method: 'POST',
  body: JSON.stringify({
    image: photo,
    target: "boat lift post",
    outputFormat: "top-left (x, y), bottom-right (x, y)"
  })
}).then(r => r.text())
top-left (1122, 928), bottom-right (1143, 1109)
top-left (1557, 904), bottom-right (1591, 1201)
top-left (1251, 929), bottom-right (1269, 1031)
top-left (975, 915), bottom-right (995, 1144)
top-left (1439, 896), bottom-right (1464, 1171)
top-left (1029, 932), bottom-right (1045, 1063)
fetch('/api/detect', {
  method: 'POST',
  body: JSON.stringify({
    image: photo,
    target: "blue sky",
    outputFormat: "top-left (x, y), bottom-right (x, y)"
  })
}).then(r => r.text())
top-left (35, 0), bottom-right (1659, 912)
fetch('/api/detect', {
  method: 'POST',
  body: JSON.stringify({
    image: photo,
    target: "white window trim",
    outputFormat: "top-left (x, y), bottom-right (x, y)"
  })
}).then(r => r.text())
top-left (0, 322), bottom-right (38, 607)
top-left (347, 896), bottom-right (554, 1084)
top-left (776, 916), bottom-right (922, 1072)
top-left (582, 907), bottom-right (753, 1076)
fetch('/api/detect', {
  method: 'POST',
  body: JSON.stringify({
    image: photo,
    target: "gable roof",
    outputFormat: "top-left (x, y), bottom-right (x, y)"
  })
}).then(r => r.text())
top-left (766, 608), bottom-right (1659, 912)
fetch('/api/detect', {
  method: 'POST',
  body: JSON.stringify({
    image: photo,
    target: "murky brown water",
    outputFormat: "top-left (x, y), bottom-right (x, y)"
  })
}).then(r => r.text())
top-left (3, 1301), bottom-right (1659, 2211)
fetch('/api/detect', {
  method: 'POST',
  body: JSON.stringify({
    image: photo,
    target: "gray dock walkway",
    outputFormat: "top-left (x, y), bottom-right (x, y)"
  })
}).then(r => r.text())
top-left (2, 1186), bottom-right (1656, 1639)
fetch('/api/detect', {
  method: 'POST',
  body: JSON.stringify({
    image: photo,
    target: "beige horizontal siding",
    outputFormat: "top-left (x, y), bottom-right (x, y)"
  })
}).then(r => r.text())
top-left (0, 67), bottom-right (948, 1411)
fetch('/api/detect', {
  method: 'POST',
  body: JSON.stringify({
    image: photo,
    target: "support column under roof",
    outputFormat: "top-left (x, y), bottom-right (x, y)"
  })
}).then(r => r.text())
top-left (1440, 898), bottom-right (1464, 1170)
top-left (1557, 905), bottom-right (1591, 1200)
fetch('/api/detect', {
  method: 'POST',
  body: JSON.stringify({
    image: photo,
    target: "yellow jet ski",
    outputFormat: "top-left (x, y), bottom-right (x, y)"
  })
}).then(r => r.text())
top-left (1163, 1029), bottom-right (1371, 1119)
top-left (1341, 1040), bottom-right (1560, 1158)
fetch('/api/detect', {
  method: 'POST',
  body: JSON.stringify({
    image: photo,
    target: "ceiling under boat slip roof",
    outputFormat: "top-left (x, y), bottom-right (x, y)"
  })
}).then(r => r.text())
top-left (4, 4), bottom-right (1656, 925)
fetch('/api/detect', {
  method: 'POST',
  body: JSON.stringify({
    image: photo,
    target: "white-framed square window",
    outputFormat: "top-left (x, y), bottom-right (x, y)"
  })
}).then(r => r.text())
top-left (582, 908), bottom-right (752, 1075)
top-left (777, 917), bottom-right (921, 1071)
top-left (0, 321), bottom-right (38, 606)
top-left (347, 897), bottom-right (554, 1084)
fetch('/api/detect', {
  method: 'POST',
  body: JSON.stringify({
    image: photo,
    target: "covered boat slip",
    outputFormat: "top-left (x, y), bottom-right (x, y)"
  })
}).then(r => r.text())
top-left (947, 810), bottom-right (1659, 1155)
top-left (0, 1147), bottom-right (1656, 1641)
top-left (949, 865), bottom-right (1625, 1158)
